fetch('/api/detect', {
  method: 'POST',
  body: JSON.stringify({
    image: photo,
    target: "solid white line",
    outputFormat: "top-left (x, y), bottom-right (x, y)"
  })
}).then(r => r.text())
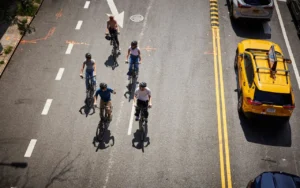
top-left (127, 103), bottom-right (135, 135)
top-left (24, 139), bottom-right (37, 157)
top-left (41, 99), bottom-right (53, 115)
top-left (84, 1), bottom-right (90, 9)
top-left (55, 68), bottom-right (64, 80)
top-left (278, 0), bottom-right (286, 2)
top-left (262, 22), bottom-right (271, 35)
top-left (274, 0), bottom-right (300, 90)
top-left (75, 20), bottom-right (83, 30)
top-left (65, 44), bottom-right (73, 54)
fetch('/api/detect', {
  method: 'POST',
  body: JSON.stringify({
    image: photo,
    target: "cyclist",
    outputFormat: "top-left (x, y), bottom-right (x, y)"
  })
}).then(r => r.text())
top-left (105, 15), bottom-right (120, 52)
top-left (126, 41), bottom-right (142, 80)
top-left (134, 82), bottom-right (152, 121)
top-left (94, 83), bottom-right (116, 122)
top-left (80, 53), bottom-right (96, 91)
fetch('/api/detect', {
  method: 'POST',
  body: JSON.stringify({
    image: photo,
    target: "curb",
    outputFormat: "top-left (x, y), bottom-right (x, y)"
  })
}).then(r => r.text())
top-left (0, 0), bottom-right (45, 79)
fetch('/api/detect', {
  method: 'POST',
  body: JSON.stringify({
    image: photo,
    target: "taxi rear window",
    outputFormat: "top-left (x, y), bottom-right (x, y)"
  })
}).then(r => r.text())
top-left (254, 89), bottom-right (292, 105)
top-left (244, 0), bottom-right (271, 6)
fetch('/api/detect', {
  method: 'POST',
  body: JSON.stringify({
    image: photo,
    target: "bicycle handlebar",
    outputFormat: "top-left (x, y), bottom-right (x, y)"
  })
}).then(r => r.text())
top-left (80, 75), bottom-right (97, 79)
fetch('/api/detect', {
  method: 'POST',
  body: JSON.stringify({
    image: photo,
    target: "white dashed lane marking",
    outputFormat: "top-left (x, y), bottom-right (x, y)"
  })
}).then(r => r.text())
top-left (84, 1), bottom-right (90, 9)
top-left (41, 99), bottom-right (53, 115)
top-left (75, 20), bottom-right (83, 30)
top-left (55, 68), bottom-right (65, 80)
top-left (24, 139), bottom-right (37, 157)
top-left (65, 44), bottom-right (73, 54)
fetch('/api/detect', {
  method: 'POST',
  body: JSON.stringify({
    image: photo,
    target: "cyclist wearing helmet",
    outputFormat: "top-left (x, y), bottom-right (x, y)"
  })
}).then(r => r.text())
top-left (94, 83), bottom-right (116, 121)
top-left (80, 53), bottom-right (96, 91)
top-left (126, 41), bottom-right (142, 79)
top-left (105, 15), bottom-right (120, 52)
top-left (134, 82), bottom-right (152, 121)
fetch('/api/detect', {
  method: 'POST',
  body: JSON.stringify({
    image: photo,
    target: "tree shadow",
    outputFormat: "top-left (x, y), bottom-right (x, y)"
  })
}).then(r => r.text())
top-left (124, 78), bottom-right (138, 102)
top-left (132, 129), bottom-right (150, 153)
top-left (44, 152), bottom-right (80, 188)
top-left (0, 1), bottom-right (17, 40)
top-left (224, 1), bottom-right (271, 39)
top-left (79, 97), bottom-right (95, 117)
top-left (93, 121), bottom-right (115, 152)
top-left (104, 55), bottom-right (119, 70)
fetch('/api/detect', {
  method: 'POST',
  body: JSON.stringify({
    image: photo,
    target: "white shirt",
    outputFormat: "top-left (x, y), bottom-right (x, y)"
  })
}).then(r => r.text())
top-left (129, 46), bottom-right (140, 56)
top-left (135, 87), bottom-right (151, 101)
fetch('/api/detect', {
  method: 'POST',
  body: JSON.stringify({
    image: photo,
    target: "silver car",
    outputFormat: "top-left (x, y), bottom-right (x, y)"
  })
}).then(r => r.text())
top-left (229, 0), bottom-right (274, 21)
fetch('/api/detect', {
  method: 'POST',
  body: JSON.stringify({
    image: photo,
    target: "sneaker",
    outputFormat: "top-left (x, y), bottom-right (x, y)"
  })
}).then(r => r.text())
top-left (135, 116), bottom-right (139, 121)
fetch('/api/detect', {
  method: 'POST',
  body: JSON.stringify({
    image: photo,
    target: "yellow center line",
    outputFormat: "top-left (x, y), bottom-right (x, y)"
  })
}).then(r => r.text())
top-left (210, 0), bottom-right (233, 187)
top-left (216, 28), bottom-right (232, 188)
top-left (212, 28), bottom-right (226, 188)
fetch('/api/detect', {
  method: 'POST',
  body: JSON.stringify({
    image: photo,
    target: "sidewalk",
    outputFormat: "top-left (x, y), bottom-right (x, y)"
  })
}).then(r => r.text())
top-left (0, 0), bottom-right (43, 77)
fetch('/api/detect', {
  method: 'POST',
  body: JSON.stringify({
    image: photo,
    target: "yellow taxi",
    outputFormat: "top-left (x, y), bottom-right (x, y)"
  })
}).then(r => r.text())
top-left (235, 39), bottom-right (295, 121)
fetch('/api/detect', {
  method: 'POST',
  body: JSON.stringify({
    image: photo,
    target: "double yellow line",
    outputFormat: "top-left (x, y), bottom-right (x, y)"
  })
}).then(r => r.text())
top-left (210, 0), bottom-right (232, 188)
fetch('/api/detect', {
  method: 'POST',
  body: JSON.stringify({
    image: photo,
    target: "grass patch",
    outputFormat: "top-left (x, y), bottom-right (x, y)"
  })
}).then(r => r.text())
top-left (17, 0), bottom-right (39, 16)
top-left (0, 61), bottom-right (4, 64)
top-left (4, 46), bottom-right (13, 54)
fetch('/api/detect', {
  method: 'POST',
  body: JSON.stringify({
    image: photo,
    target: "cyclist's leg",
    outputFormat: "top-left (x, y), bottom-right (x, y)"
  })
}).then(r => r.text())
top-left (135, 58), bottom-right (139, 74)
top-left (144, 100), bottom-right (149, 119)
top-left (127, 56), bottom-right (134, 76)
top-left (114, 32), bottom-right (120, 49)
top-left (85, 72), bottom-right (89, 91)
top-left (134, 99), bottom-right (141, 120)
top-left (92, 71), bottom-right (96, 91)
top-left (100, 100), bottom-right (105, 120)
top-left (107, 101), bottom-right (113, 121)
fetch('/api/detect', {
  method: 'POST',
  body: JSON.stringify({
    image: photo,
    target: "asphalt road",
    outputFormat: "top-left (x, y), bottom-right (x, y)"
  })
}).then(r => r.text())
top-left (0, 0), bottom-right (299, 188)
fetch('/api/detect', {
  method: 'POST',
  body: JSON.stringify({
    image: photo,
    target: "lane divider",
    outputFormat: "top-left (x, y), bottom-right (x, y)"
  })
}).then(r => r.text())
top-left (209, 0), bottom-right (232, 187)
top-left (24, 139), bottom-right (37, 157)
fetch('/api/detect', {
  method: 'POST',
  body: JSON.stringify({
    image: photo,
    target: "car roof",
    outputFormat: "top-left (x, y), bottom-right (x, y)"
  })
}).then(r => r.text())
top-left (252, 171), bottom-right (300, 188)
top-left (239, 40), bottom-right (291, 94)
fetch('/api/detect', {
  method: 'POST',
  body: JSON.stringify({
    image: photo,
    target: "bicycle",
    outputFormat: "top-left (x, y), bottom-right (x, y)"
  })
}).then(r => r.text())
top-left (108, 32), bottom-right (120, 66)
top-left (125, 60), bottom-right (139, 84)
top-left (96, 103), bottom-right (112, 142)
top-left (84, 75), bottom-right (96, 105)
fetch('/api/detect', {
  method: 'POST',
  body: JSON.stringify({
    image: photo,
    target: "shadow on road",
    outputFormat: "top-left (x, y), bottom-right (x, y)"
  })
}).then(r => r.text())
top-left (104, 55), bottom-right (119, 70)
top-left (239, 114), bottom-right (292, 147)
top-left (79, 97), bottom-right (95, 117)
top-left (93, 122), bottom-right (115, 151)
top-left (132, 129), bottom-right (150, 152)
top-left (287, 3), bottom-right (300, 39)
top-left (224, 1), bottom-right (271, 39)
top-left (0, 1), bottom-right (16, 40)
top-left (124, 78), bottom-right (138, 102)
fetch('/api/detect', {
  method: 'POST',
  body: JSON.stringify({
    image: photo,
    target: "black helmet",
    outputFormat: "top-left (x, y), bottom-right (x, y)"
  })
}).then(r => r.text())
top-left (100, 83), bottom-right (107, 89)
top-left (131, 41), bottom-right (138, 46)
top-left (85, 53), bottom-right (92, 59)
top-left (139, 82), bottom-right (147, 88)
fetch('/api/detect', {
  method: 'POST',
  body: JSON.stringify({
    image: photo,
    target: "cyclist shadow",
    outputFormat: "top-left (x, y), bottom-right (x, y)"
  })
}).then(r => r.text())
top-left (104, 55), bottom-right (119, 70)
top-left (132, 129), bottom-right (150, 152)
top-left (124, 78), bottom-right (139, 102)
top-left (93, 122), bottom-right (115, 152)
top-left (79, 98), bottom-right (96, 117)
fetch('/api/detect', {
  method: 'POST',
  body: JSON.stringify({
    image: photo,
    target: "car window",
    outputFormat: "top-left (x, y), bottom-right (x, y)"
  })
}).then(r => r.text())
top-left (244, 53), bottom-right (254, 87)
top-left (254, 88), bottom-right (292, 105)
top-left (244, 0), bottom-right (271, 6)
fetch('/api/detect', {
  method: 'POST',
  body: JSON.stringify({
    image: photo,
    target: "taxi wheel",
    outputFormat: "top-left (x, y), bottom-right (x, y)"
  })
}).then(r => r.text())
top-left (238, 91), bottom-right (243, 114)
top-left (234, 50), bottom-right (238, 70)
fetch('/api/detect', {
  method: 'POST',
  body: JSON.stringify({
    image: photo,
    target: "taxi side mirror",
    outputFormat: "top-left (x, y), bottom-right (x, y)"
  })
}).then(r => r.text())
top-left (284, 58), bottom-right (292, 64)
